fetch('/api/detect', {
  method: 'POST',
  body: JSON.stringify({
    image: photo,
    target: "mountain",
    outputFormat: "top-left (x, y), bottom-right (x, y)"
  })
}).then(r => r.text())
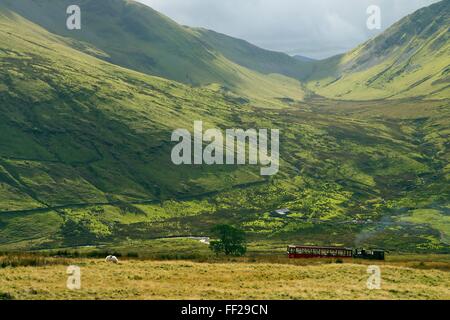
top-left (0, 6), bottom-right (274, 207)
top-left (193, 28), bottom-right (314, 81)
top-left (294, 55), bottom-right (316, 63)
top-left (0, 6), bottom-right (274, 246)
top-left (1, 0), bottom-right (448, 103)
top-left (0, 1), bottom-right (448, 252)
top-left (306, 0), bottom-right (450, 100)
top-left (0, 0), bottom-right (307, 106)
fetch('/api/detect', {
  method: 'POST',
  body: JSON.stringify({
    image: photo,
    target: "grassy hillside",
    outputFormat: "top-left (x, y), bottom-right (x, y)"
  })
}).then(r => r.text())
top-left (0, 0), bottom-right (306, 106)
top-left (306, 0), bottom-right (450, 100)
top-left (193, 28), bottom-right (314, 80)
top-left (0, 9), bottom-right (265, 207)
top-left (0, 4), bottom-right (448, 252)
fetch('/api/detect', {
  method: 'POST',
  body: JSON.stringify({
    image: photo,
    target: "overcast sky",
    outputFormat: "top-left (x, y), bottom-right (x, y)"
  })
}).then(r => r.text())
top-left (137, 0), bottom-right (440, 59)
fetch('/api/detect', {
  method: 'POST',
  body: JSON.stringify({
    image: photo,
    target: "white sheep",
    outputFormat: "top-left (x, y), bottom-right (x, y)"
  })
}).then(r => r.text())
top-left (105, 255), bottom-right (119, 264)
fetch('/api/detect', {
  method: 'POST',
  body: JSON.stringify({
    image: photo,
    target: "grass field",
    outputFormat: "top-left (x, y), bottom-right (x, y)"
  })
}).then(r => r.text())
top-left (0, 253), bottom-right (449, 300)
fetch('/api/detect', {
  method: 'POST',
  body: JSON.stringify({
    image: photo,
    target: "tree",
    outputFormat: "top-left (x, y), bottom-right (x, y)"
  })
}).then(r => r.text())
top-left (209, 224), bottom-right (247, 256)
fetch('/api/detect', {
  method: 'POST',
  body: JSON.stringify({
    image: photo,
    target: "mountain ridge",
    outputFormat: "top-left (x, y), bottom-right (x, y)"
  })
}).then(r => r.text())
top-left (306, 0), bottom-right (450, 100)
top-left (0, 0), bottom-right (308, 106)
top-left (3, 0), bottom-right (448, 101)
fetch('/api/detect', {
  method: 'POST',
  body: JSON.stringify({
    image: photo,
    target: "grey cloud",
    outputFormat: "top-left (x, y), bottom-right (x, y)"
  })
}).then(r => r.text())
top-left (138, 0), bottom-right (440, 59)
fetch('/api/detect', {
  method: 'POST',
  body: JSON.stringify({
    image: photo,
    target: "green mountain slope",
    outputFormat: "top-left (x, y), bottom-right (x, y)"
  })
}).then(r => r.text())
top-left (0, 4), bottom-right (448, 252)
top-left (307, 0), bottom-right (450, 100)
top-left (0, 8), bottom-right (268, 204)
top-left (193, 28), bottom-right (314, 80)
top-left (294, 55), bottom-right (316, 63)
top-left (0, 0), bottom-right (306, 106)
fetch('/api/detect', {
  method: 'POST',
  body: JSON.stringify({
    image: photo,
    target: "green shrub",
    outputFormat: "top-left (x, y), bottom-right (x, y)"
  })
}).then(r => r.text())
top-left (0, 292), bottom-right (14, 300)
top-left (209, 224), bottom-right (247, 257)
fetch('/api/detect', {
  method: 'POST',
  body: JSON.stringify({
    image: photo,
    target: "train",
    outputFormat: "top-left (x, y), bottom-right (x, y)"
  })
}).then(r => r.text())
top-left (287, 245), bottom-right (385, 260)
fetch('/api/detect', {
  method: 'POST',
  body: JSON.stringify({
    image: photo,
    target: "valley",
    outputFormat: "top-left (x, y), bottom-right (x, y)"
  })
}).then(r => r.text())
top-left (0, 0), bottom-right (448, 256)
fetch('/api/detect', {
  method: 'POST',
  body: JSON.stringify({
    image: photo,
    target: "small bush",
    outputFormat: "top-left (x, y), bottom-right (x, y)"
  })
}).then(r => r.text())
top-left (0, 292), bottom-right (14, 300)
top-left (0, 254), bottom-right (68, 268)
top-left (54, 250), bottom-right (80, 258)
top-left (86, 251), bottom-right (122, 258)
top-left (126, 252), bottom-right (139, 258)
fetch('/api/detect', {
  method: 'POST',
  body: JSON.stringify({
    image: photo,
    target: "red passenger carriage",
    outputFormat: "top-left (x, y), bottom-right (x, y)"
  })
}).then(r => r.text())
top-left (287, 245), bottom-right (353, 259)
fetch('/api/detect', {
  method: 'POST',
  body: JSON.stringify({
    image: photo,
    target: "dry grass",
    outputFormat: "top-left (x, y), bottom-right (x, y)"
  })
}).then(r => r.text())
top-left (0, 254), bottom-right (70, 268)
top-left (0, 256), bottom-right (449, 300)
